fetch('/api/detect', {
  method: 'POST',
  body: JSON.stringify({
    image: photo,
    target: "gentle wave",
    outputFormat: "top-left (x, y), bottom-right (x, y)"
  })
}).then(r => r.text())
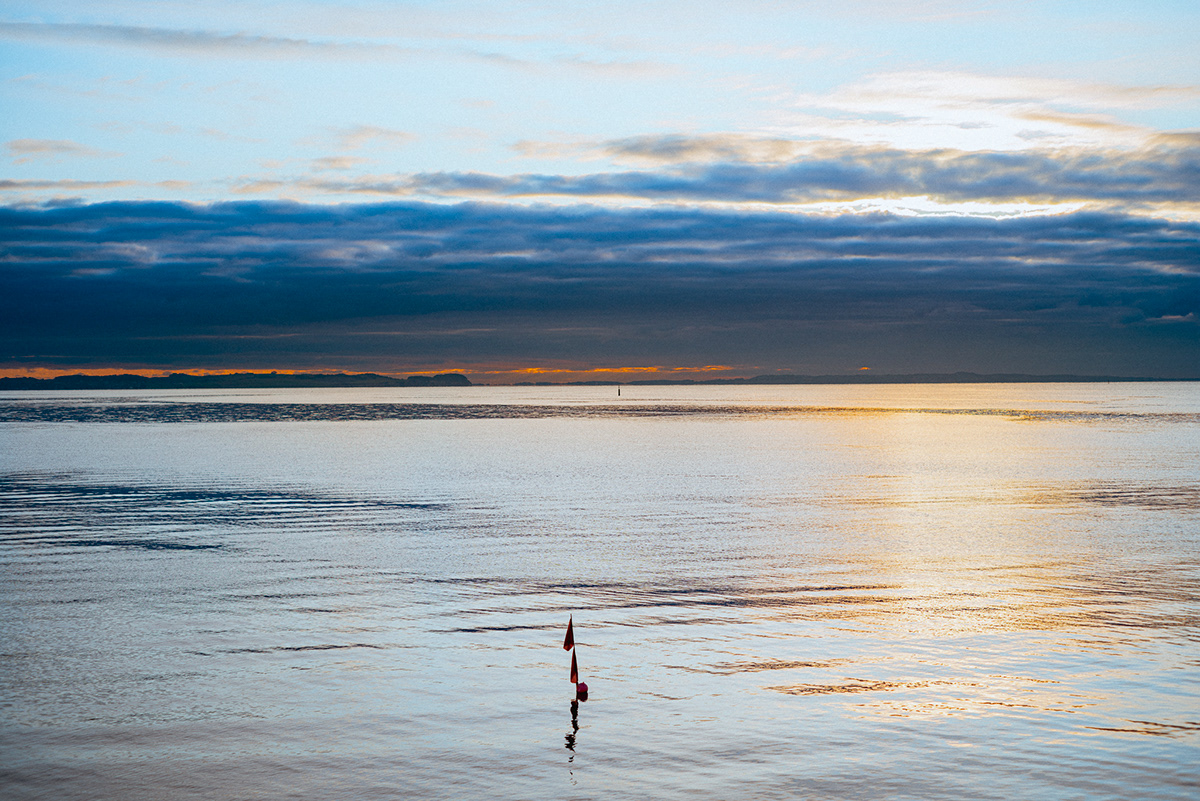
top-left (0, 472), bottom-right (446, 552)
top-left (2, 401), bottom-right (1199, 423)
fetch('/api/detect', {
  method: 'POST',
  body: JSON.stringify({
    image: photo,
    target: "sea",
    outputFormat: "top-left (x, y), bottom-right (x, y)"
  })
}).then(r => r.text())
top-left (1, 383), bottom-right (1197, 800)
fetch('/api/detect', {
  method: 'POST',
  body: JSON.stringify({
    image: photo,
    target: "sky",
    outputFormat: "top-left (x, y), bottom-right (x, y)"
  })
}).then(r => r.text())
top-left (1, 0), bottom-right (1198, 381)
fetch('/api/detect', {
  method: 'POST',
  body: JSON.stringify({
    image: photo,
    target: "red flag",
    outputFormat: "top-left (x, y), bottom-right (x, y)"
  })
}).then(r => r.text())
top-left (563, 616), bottom-right (574, 651)
top-left (570, 650), bottom-right (579, 684)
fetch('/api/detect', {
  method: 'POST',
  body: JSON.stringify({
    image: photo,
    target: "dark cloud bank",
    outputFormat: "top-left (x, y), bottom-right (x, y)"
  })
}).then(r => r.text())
top-left (1, 200), bottom-right (1197, 377)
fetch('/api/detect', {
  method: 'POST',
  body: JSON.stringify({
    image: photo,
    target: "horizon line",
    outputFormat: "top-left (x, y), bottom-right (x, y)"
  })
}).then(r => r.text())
top-left (2, 369), bottom-right (1197, 387)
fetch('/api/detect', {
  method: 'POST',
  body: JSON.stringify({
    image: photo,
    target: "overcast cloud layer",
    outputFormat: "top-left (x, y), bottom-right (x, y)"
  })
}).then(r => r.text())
top-left (2, 201), bottom-right (1197, 378)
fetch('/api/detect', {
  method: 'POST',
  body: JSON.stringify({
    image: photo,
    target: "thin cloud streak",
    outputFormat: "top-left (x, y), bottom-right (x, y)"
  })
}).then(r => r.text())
top-left (333, 126), bottom-right (417, 151)
top-left (5, 138), bottom-right (120, 164)
top-left (0, 21), bottom-right (668, 74)
top-left (0, 22), bottom-right (418, 59)
top-left (0, 178), bottom-right (136, 190)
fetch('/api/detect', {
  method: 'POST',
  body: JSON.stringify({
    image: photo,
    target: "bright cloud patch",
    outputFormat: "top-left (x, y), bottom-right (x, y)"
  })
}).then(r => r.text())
top-left (775, 71), bottom-right (1200, 151)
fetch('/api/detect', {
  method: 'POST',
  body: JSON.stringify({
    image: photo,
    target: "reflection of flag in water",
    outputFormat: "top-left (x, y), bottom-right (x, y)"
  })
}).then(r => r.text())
top-left (570, 650), bottom-right (579, 684)
top-left (563, 616), bottom-right (574, 651)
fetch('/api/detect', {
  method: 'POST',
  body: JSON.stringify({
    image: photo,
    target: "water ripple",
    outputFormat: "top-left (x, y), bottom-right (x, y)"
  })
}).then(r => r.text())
top-left (2, 401), bottom-right (1198, 424)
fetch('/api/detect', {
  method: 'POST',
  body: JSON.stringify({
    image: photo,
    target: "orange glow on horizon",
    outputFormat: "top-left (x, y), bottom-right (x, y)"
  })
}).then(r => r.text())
top-left (438, 364), bottom-right (748, 382)
top-left (495, 364), bottom-right (737, 376)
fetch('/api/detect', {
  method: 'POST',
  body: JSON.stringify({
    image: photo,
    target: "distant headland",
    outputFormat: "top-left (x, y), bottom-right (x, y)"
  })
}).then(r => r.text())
top-left (1, 371), bottom-right (1194, 391)
top-left (0, 372), bottom-right (473, 390)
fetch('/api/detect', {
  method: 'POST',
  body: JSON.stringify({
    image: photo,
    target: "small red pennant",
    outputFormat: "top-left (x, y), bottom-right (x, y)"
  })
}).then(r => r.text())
top-left (563, 616), bottom-right (574, 651)
top-left (570, 650), bottom-right (579, 684)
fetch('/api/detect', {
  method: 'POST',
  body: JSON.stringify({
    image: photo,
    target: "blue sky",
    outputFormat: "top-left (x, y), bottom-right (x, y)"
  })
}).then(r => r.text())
top-left (1, 1), bottom-right (1197, 379)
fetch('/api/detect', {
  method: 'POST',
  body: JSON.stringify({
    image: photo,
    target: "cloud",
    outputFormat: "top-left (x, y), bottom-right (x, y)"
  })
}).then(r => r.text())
top-left (1013, 109), bottom-right (1142, 134)
top-left (536, 54), bottom-right (672, 77)
top-left (0, 200), bottom-right (1196, 376)
top-left (601, 134), bottom-right (807, 164)
top-left (774, 71), bottom-right (1200, 151)
top-left (803, 71), bottom-right (1200, 115)
top-left (5, 132), bottom-right (1196, 212)
top-left (514, 134), bottom-right (810, 164)
top-left (333, 126), bottom-right (416, 151)
top-left (5, 138), bottom-right (121, 164)
top-left (0, 178), bottom-right (134, 191)
top-left (311, 156), bottom-right (372, 172)
top-left (0, 22), bottom-right (410, 60)
top-left (298, 138), bottom-right (1200, 205)
top-left (0, 22), bottom-right (668, 74)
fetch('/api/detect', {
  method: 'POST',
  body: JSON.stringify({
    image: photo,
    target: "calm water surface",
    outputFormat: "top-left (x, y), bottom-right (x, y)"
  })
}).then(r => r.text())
top-left (2, 384), bottom-right (1198, 799)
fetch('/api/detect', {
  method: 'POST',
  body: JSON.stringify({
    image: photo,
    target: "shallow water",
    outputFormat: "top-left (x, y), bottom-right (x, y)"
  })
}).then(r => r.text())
top-left (2, 384), bottom-right (1198, 800)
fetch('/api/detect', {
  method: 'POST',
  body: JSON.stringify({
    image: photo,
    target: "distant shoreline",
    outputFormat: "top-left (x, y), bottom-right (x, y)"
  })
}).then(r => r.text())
top-left (0, 371), bottom-right (1195, 390)
top-left (0, 372), bottom-right (473, 390)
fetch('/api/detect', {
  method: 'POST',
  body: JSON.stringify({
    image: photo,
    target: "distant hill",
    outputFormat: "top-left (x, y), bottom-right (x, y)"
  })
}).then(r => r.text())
top-left (516, 372), bottom-right (1190, 386)
top-left (0, 372), bottom-right (472, 390)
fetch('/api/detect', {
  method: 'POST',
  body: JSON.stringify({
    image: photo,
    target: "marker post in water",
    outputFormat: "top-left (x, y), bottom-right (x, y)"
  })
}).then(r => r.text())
top-left (564, 616), bottom-right (588, 701)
